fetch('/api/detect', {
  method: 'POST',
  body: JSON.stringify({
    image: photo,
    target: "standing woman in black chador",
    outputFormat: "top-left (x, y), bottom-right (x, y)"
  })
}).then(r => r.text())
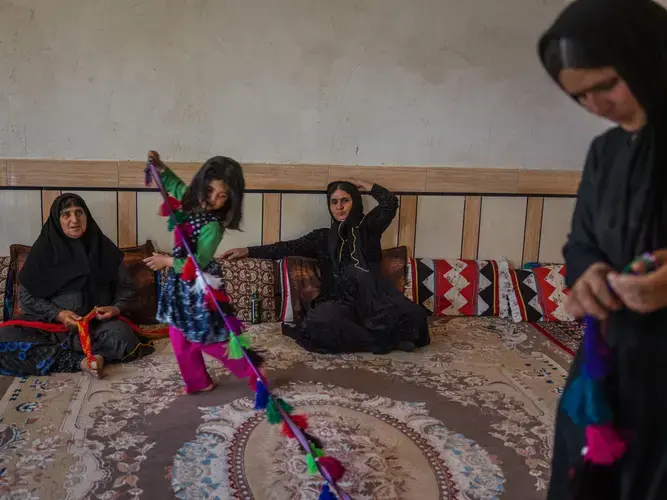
top-left (223, 179), bottom-right (430, 355)
top-left (538, 0), bottom-right (667, 498)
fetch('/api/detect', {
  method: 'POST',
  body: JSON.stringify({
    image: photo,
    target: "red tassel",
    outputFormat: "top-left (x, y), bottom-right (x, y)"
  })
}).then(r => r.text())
top-left (174, 224), bottom-right (193, 248)
top-left (281, 415), bottom-right (309, 438)
top-left (585, 423), bottom-right (627, 465)
top-left (205, 288), bottom-right (231, 309)
top-left (181, 257), bottom-right (197, 282)
top-left (318, 456), bottom-right (345, 483)
top-left (159, 196), bottom-right (182, 216)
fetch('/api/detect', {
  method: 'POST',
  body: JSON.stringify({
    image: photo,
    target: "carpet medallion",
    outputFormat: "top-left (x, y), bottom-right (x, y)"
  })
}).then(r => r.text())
top-left (0, 317), bottom-right (571, 499)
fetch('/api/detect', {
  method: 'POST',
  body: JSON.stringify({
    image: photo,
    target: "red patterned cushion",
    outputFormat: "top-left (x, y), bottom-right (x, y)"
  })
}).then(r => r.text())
top-left (507, 268), bottom-right (545, 322)
top-left (532, 265), bottom-right (573, 322)
top-left (412, 258), bottom-right (510, 317)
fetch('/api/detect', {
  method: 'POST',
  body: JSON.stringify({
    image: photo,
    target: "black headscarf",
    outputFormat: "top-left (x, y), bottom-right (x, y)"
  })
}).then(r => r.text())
top-left (326, 181), bottom-right (370, 276)
top-left (538, 0), bottom-right (667, 266)
top-left (19, 193), bottom-right (124, 301)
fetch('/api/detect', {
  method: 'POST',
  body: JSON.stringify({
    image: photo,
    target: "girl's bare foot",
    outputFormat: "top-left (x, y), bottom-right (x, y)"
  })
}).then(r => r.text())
top-left (177, 383), bottom-right (215, 396)
top-left (80, 355), bottom-right (104, 379)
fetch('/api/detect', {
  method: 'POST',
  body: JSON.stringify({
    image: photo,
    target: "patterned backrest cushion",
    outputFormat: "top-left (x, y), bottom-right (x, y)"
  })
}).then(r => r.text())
top-left (279, 246), bottom-right (411, 323)
top-left (8, 241), bottom-right (158, 323)
top-left (0, 257), bottom-right (11, 322)
top-left (219, 258), bottom-right (279, 323)
top-left (410, 258), bottom-right (511, 318)
top-left (507, 264), bottom-right (573, 323)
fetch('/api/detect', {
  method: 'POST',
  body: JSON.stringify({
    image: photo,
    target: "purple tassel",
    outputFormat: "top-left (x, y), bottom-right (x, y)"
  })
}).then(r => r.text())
top-left (254, 379), bottom-right (269, 410)
top-left (583, 315), bottom-right (609, 379)
top-left (144, 165), bottom-right (153, 187)
top-left (319, 483), bottom-right (337, 500)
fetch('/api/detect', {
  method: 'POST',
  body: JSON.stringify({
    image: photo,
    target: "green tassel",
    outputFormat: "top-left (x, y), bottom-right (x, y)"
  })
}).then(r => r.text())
top-left (236, 334), bottom-right (251, 349)
top-left (227, 335), bottom-right (244, 360)
top-left (167, 212), bottom-right (188, 232)
top-left (167, 214), bottom-right (176, 232)
top-left (306, 453), bottom-right (319, 474)
top-left (312, 446), bottom-right (326, 458)
top-left (266, 397), bottom-right (293, 425)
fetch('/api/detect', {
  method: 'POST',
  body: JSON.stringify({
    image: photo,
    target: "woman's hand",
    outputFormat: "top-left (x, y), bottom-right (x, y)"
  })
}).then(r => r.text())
top-left (221, 248), bottom-right (249, 260)
top-left (565, 262), bottom-right (622, 320)
top-left (95, 306), bottom-right (121, 321)
top-left (56, 310), bottom-right (82, 329)
top-left (347, 178), bottom-right (373, 192)
top-left (143, 253), bottom-right (174, 271)
top-left (147, 150), bottom-right (167, 172)
top-left (608, 250), bottom-right (667, 313)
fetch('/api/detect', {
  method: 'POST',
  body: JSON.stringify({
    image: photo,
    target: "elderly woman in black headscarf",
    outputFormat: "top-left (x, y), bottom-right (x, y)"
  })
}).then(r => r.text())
top-left (0, 194), bottom-right (150, 378)
top-left (223, 179), bottom-right (430, 354)
top-left (538, 0), bottom-right (667, 498)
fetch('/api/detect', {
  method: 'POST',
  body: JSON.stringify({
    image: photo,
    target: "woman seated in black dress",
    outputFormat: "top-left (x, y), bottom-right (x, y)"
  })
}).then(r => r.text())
top-left (223, 179), bottom-right (430, 354)
top-left (0, 194), bottom-right (151, 378)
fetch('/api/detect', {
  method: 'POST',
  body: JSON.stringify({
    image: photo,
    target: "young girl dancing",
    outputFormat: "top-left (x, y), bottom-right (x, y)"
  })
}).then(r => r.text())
top-left (143, 151), bottom-right (265, 395)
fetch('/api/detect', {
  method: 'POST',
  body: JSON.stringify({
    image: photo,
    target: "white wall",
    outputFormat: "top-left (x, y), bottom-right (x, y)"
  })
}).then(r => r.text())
top-left (0, 0), bottom-right (606, 169)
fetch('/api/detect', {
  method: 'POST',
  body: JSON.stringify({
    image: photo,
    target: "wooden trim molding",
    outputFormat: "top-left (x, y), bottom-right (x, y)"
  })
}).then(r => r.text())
top-left (118, 191), bottom-right (138, 247)
top-left (398, 195), bottom-right (418, 254)
top-left (41, 190), bottom-right (61, 222)
top-left (262, 193), bottom-right (282, 245)
top-left (522, 197), bottom-right (544, 264)
top-left (1, 158), bottom-right (582, 195)
top-left (461, 196), bottom-right (482, 259)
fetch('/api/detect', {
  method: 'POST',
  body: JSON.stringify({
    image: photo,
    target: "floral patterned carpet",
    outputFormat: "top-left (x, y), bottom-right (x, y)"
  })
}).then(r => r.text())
top-left (0, 317), bottom-right (573, 499)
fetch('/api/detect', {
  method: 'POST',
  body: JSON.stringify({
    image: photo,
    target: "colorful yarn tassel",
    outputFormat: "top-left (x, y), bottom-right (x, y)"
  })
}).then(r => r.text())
top-left (181, 257), bottom-right (197, 282)
top-left (584, 423), bottom-right (627, 465)
top-left (159, 196), bottom-right (182, 216)
top-left (281, 414), bottom-right (308, 438)
top-left (144, 165), bottom-right (152, 187)
top-left (266, 397), bottom-right (293, 424)
top-left (561, 373), bottom-right (611, 425)
top-left (205, 287), bottom-right (231, 310)
top-left (318, 456), bottom-right (346, 482)
top-left (583, 315), bottom-right (609, 379)
top-left (319, 483), bottom-right (337, 500)
top-left (254, 379), bottom-right (269, 410)
top-left (227, 334), bottom-right (250, 360)
top-left (225, 315), bottom-right (245, 335)
top-left (306, 453), bottom-right (319, 474)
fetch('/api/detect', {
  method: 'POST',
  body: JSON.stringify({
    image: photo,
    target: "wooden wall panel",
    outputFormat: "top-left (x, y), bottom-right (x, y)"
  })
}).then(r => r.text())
top-left (329, 167), bottom-right (427, 193)
top-left (398, 195), bottom-right (418, 253)
top-left (0, 158), bottom-right (581, 195)
top-left (71, 191), bottom-right (118, 244)
top-left (118, 192), bottom-right (138, 247)
top-left (414, 196), bottom-right (465, 259)
top-left (478, 196), bottom-right (527, 267)
top-left (461, 196), bottom-right (481, 259)
top-left (280, 194), bottom-right (330, 242)
top-left (137, 192), bottom-right (171, 252)
top-left (522, 197), bottom-right (544, 264)
top-left (362, 194), bottom-right (399, 249)
top-left (216, 193), bottom-right (263, 255)
top-left (7, 160), bottom-right (118, 188)
top-left (0, 160), bottom-right (7, 186)
top-left (41, 190), bottom-right (61, 222)
top-left (539, 197), bottom-right (576, 263)
top-left (0, 191), bottom-right (43, 254)
top-left (262, 193), bottom-right (281, 245)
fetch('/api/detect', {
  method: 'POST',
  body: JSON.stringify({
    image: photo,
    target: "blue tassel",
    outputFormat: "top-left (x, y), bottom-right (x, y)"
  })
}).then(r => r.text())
top-left (319, 483), bottom-right (337, 500)
top-left (254, 379), bottom-right (269, 410)
top-left (562, 373), bottom-right (612, 426)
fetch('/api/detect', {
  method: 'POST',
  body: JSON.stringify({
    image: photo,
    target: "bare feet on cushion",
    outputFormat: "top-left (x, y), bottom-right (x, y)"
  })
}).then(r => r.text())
top-left (80, 355), bottom-right (105, 379)
top-left (177, 383), bottom-right (215, 396)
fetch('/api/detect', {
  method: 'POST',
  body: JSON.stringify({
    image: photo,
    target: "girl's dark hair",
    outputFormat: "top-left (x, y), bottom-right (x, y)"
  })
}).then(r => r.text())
top-left (181, 156), bottom-right (245, 230)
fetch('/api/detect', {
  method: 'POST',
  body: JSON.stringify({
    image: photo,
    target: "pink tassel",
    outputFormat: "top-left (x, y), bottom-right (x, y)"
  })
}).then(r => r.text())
top-left (174, 224), bottom-right (193, 248)
top-left (317, 456), bottom-right (345, 483)
top-left (584, 423), bottom-right (627, 465)
top-left (159, 196), bottom-right (182, 216)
